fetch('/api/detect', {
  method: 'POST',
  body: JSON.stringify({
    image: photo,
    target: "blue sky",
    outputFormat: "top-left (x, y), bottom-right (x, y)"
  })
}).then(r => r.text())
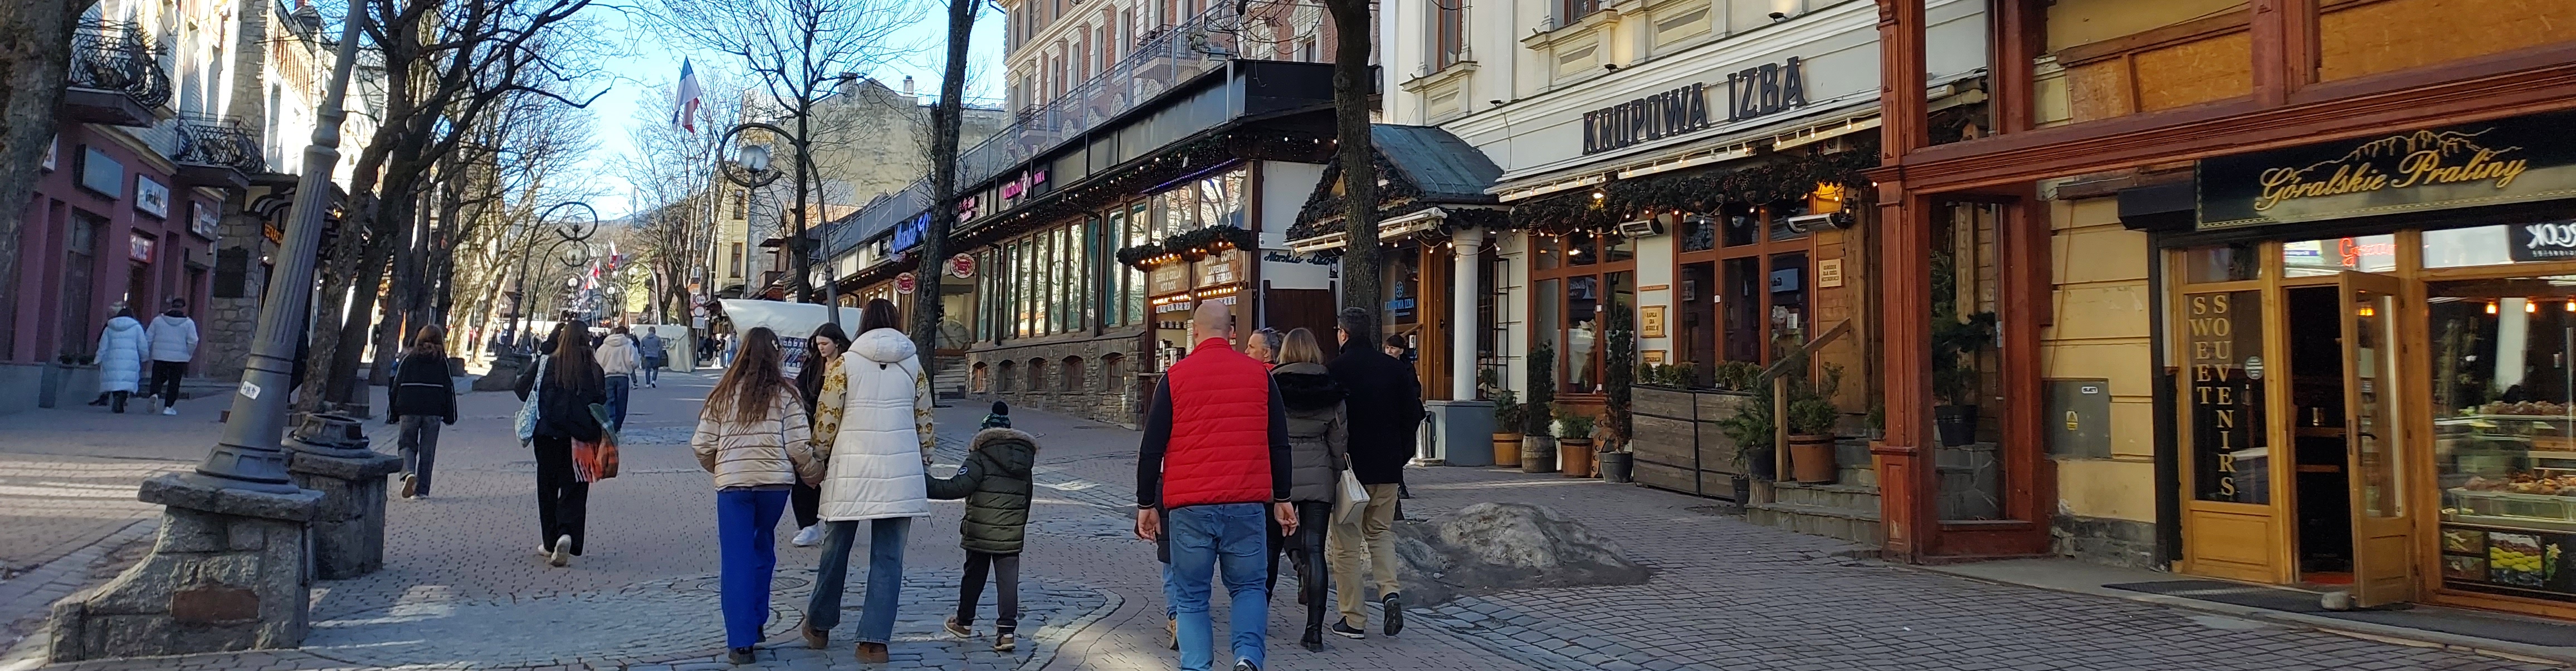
top-left (582, 2), bottom-right (1007, 218)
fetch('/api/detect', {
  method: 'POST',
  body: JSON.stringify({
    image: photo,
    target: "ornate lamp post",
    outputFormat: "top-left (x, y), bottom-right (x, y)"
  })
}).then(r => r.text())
top-left (504, 202), bottom-right (599, 348)
top-left (720, 121), bottom-right (840, 329)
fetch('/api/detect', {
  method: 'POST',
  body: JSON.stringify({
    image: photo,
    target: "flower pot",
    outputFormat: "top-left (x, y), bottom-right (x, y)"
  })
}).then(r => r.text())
top-left (1935, 405), bottom-right (1979, 446)
top-left (1744, 448), bottom-right (1778, 482)
top-left (1520, 436), bottom-right (1558, 474)
top-left (1557, 439), bottom-right (1595, 477)
top-left (1730, 475), bottom-right (1753, 508)
top-left (1598, 450), bottom-right (1633, 483)
top-left (1788, 434), bottom-right (1837, 484)
top-left (1492, 433), bottom-right (1523, 468)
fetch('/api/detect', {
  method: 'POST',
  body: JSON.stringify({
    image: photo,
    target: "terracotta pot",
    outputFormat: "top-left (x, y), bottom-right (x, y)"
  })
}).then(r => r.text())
top-left (1521, 436), bottom-right (1558, 474)
top-left (1492, 433), bottom-right (1523, 468)
top-left (1558, 439), bottom-right (1596, 477)
top-left (1789, 434), bottom-right (1837, 484)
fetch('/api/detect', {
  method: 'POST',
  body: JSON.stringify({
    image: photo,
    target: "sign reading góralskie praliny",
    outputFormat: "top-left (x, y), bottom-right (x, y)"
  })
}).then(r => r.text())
top-left (2197, 109), bottom-right (2576, 231)
top-left (1580, 57), bottom-right (1809, 155)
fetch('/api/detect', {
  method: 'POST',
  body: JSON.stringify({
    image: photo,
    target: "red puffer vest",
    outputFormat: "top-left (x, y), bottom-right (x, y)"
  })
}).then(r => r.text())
top-left (1159, 337), bottom-right (1275, 509)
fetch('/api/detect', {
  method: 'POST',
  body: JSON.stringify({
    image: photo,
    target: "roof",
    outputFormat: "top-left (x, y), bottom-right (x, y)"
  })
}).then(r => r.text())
top-left (1372, 124), bottom-right (1501, 203)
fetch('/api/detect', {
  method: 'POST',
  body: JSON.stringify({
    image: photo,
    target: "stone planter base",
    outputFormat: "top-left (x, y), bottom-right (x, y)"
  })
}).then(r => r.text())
top-left (50, 474), bottom-right (320, 662)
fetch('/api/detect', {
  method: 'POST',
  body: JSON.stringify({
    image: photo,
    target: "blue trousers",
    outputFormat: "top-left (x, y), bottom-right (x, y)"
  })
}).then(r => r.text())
top-left (808, 517), bottom-right (911, 645)
top-left (602, 376), bottom-right (630, 432)
top-left (1165, 503), bottom-right (1270, 671)
top-left (717, 488), bottom-right (790, 649)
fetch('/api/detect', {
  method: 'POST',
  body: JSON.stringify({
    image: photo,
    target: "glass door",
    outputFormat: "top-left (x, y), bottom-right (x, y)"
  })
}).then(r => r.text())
top-left (2340, 271), bottom-right (2417, 607)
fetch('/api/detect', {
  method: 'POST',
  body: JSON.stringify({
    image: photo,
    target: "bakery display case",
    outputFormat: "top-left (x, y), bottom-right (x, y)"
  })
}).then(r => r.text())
top-left (2434, 402), bottom-right (2576, 598)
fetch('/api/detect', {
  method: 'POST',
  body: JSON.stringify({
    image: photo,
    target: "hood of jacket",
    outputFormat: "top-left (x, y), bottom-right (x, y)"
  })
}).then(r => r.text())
top-left (1271, 362), bottom-right (1344, 412)
top-left (598, 335), bottom-right (636, 354)
top-left (153, 314), bottom-right (192, 329)
top-left (851, 328), bottom-right (916, 364)
top-left (105, 316), bottom-right (142, 332)
top-left (969, 427), bottom-right (1037, 472)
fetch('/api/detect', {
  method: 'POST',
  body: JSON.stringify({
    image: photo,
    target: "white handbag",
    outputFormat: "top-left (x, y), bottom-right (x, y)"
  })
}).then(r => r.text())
top-left (1333, 470), bottom-right (1371, 526)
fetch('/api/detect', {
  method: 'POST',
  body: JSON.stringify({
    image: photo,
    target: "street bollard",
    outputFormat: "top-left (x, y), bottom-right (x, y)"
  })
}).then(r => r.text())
top-left (286, 413), bottom-right (402, 580)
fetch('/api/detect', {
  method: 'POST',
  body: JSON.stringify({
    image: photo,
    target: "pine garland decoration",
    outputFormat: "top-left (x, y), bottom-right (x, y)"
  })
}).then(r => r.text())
top-left (1115, 225), bottom-right (1258, 269)
top-left (1508, 143), bottom-right (1878, 234)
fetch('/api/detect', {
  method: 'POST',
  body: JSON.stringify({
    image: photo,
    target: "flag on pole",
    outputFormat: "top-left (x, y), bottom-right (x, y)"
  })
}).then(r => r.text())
top-left (672, 59), bottom-right (704, 133)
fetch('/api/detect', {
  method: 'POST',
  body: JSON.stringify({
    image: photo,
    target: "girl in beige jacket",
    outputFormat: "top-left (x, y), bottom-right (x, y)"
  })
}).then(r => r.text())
top-left (690, 327), bottom-right (823, 663)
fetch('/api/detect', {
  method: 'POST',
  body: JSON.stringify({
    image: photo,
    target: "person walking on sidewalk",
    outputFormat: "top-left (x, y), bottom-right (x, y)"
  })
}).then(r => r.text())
top-left (1324, 307), bottom-right (1421, 639)
top-left (1269, 328), bottom-right (1346, 651)
top-left (801, 299), bottom-right (934, 664)
top-left (1134, 300), bottom-right (1297, 671)
top-left (789, 323), bottom-right (852, 548)
top-left (596, 325), bottom-right (641, 431)
top-left (516, 324), bottom-right (609, 567)
top-left (93, 308), bottom-right (150, 414)
top-left (144, 298), bottom-right (198, 415)
top-left (689, 327), bottom-right (823, 665)
top-left (389, 325), bottom-right (458, 499)
top-left (931, 402), bottom-right (1037, 653)
top-left (638, 329), bottom-right (667, 388)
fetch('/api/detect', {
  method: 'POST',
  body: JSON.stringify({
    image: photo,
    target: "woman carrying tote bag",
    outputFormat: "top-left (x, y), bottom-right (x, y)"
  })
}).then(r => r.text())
top-left (515, 323), bottom-right (609, 568)
top-left (797, 299), bottom-right (934, 664)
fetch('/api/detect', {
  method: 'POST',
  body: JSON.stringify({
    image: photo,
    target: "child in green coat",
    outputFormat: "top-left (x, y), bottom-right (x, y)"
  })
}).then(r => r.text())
top-left (932, 402), bottom-right (1038, 652)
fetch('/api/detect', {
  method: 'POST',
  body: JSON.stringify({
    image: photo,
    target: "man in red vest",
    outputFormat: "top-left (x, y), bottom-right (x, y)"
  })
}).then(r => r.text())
top-left (1136, 300), bottom-right (1296, 671)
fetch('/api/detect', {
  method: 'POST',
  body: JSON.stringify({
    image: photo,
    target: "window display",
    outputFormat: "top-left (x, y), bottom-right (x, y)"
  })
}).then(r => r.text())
top-left (2429, 275), bottom-right (2576, 600)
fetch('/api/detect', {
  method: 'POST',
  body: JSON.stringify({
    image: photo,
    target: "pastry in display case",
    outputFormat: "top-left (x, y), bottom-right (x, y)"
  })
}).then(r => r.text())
top-left (2436, 403), bottom-right (2576, 599)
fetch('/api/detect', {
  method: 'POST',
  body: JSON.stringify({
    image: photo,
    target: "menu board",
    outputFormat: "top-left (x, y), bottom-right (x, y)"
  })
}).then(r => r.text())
top-left (2440, 524), bottom-right (2576, 601)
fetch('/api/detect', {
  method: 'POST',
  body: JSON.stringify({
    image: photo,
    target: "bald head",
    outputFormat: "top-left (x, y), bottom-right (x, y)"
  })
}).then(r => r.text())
top-left (1191, 301), bottom-right (1233, 344)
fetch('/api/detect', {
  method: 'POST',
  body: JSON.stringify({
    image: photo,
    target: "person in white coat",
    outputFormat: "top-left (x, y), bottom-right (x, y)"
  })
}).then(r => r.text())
top-left (93, 308), bottom-right (151, 414)
top-left (797, 299), bottom-right (933, 664)
top-left (145, 298), bottom-right (199, 415)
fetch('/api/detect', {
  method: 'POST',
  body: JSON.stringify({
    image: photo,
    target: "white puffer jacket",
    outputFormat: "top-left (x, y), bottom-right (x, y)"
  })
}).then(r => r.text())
top-left (812, 328), bottom-right (932, 522)
top-left (94, 317), bottom-right (149, 393)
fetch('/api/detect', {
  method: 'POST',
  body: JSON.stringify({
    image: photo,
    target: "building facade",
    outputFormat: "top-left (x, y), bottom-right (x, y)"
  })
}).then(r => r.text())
top-left (1871, 0), bottom-right (2576, 618)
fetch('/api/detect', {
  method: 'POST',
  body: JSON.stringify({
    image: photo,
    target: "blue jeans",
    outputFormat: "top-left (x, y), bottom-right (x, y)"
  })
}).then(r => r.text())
top-left (717, 488), bottom-right (790, 649)
top-left (807, 517), bottom-right (910, 645)
top-left (1165, 503), bottom-right (1270, 671)
top-left (602, 376), bottom-right (630, 431)
top-left (642, 363), bottom-right (661, 386)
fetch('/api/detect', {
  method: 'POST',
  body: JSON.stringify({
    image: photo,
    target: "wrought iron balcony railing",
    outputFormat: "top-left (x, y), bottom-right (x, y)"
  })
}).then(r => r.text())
top-left (954, 5), bottom-right (1241, 189)
top-left (67, 20), bottom-right (171, 109)
top-left (175, 113), bottom-right (266, 175)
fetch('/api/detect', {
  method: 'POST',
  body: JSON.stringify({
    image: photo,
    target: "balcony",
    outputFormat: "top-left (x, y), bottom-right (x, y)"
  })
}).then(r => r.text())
top-left (955, 6), bottom-right (1242, 189)
top-left (61, 20), bottom-right (170, 128)
top-left (172, 114), bottom-right (265, 189)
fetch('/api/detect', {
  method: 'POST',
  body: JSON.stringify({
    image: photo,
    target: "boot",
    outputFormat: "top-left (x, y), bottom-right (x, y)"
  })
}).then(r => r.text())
top-left (799, 620), bottom-right (828, 649)
top-left (854, 642), bottom-right (889, 664)
top-left (1300, 624), bottom-right (1324, 652)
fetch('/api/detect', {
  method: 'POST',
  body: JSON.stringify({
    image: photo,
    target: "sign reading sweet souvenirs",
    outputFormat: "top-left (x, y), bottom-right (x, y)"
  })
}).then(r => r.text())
top-left (2198, 109), bottom-right (2576, 231)
top-left (1580, 57), bottom-right (1809, 155)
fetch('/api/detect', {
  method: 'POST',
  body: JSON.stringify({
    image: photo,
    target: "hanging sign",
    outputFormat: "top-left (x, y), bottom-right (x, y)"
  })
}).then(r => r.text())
top-left (894, 271), bottom-right (916, 294)
top-left (2508, 220), bottom-right (2576, 262)
top-left (891, 213), bottom-right (930, 253)
top-left (1580, 57), bottom-right (1807, 155)
top-left (948, 254), bottom-right (975, 278)
top-left (2197, 109), bottom-right (2576, 231)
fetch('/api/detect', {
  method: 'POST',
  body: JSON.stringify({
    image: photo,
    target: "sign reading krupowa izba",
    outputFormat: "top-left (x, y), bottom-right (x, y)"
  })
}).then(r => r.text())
top-left (2197, 109), bottom-right (2576, 231)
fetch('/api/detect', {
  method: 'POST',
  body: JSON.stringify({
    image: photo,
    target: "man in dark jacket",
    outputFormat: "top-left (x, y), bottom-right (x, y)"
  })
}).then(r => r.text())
top-left (930, 403), bottom-right (1036, 652)
top-left (1324, 307), bottom-right (1421, 639)
top-left (1135, 301), bottom-right (1296, 671)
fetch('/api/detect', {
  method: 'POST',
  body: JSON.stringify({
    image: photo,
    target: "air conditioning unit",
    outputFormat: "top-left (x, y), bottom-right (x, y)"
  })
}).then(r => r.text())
top-left (1616, 219), bottom-right (1665, 238)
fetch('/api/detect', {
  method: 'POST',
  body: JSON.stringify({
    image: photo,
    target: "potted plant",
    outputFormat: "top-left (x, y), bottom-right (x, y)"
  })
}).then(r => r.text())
top-left (1715, 389), bottom-right (1777, 482)
top-left (1490, 390), bottom-right (1524, 468)
top-left (1785, 365), bottom-right (1843, 484)
top-left (1711, 361), bottom-right (1764, 392)
top-left (1599, 308), bottom-right (1637, 484)
top-left (1554, 409), bottom-right (1597, 478)
top-left (1521, 340), bottom-right (1558, 474)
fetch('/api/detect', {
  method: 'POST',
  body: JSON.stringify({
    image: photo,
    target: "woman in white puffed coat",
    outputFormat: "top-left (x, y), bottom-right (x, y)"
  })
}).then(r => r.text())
top-left (795, 299), bottom-right (933, 664)
top-left (94, 308), bottom-right (151, 414)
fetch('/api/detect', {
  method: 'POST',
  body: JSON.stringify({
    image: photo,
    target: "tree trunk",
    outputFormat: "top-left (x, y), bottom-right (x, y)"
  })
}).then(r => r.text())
top-left (1322, 0), bottom-right (1379, 344)
top-left (0, 0), bottom-right (99, 355)
top-left (911, 0), bottom-right (975, 361)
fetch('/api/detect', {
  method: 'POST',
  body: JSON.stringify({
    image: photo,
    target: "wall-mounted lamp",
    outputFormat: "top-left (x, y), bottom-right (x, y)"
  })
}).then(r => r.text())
top-left (1603, 63), bottom-right (1621, 71)
top-left (1768, 11), bottom-right (1787, 21)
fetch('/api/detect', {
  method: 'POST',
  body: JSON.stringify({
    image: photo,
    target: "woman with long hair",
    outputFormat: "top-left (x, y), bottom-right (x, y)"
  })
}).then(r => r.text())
top-left (691, 327), bottom-right (823, 664)
top-left (1270, 328), bottom-right (1346, 650)
top-left (799, 299), bottom-right (933, 663)
top-left (515, 322), bottom-right (609, 567)
top-left (789, 322), bottom-right (852, 547)
top-left (389, 324), bottom-right (458, 499)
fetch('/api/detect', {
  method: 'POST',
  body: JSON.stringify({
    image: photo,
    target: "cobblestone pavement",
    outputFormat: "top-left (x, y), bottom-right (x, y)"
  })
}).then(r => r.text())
top-left (1, 375), bottom-right (2564, 671)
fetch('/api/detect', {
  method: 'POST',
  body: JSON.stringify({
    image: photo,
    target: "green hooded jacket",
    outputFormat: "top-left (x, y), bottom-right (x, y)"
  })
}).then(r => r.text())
top-left (928, 427), bottom-right (1037, 555)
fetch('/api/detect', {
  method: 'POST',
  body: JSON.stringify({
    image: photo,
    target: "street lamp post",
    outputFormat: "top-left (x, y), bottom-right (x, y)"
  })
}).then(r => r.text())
top-left (505, 202), bottom-right (599, 352)
top-left (720, 121), bottom-right (841, 329)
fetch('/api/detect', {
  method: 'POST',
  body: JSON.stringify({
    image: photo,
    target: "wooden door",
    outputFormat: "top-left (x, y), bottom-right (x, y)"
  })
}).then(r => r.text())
top-left (2339, 271), bottom-right (2417, 607)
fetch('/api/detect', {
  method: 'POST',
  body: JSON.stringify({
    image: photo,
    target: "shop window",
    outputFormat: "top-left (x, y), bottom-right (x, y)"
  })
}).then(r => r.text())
top-left (2181, 288), bottom-right (2269, 505)
top-left (2422, 224), bottom-right (2576, 269)
top-left (1386, 250), bottom-right (1423, 328)
top-left (1680, 215), bottom-right (1718, 252)
top-left (2428, 275), bottom-right (2576, 600)
top-left (1534, 235), bottom-right (1562, 270)
top-left (2183, 242), bottom-right (2262, 283)
top-left (2282, 235), bottom-right (2397, 277)
top-left (1723, 213), bottom-right (1759, 247)
top-left (1930, 203), bottom-right (2008, 521)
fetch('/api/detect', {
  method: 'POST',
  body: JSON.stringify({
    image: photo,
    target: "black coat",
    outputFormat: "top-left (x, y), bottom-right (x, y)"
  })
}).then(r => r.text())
top-left (514, 356), bottom-right (607, 442)
top-left (927, 427), bottom-right (1037, 555)
top-left (1326, 347), bottom-right (1422, 485)
top-left (388, 351), bottom-right (457, 424)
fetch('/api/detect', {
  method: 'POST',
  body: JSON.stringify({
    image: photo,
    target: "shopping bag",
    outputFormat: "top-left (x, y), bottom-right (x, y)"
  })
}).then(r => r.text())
top-left (572, 403), bottom-right (621, 482)
top-left (1333, 470), bottom-right (1370, 526)
top-left (514, 357), bottom-right (549, 444)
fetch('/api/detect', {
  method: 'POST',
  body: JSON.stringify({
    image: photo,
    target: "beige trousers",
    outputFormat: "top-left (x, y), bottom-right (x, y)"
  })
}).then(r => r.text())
top-left (1327, 483), bottom-right (1402, 627)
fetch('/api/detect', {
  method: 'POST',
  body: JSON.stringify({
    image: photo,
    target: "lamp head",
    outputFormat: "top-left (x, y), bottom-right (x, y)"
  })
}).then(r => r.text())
top-left (738, 144), bottom-right (772, 173)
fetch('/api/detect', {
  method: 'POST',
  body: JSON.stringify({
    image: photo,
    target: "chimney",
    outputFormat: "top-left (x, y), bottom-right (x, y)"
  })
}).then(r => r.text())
top-left (837, 72), bottom-right (860, 98)
top-left (902, 76), bottom-right (915, 98)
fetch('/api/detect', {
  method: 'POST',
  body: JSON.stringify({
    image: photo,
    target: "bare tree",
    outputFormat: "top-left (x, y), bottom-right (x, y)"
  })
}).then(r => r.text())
top-left (1319, 0), bottom-right (1378, 339)
top-left (617, 73), bottom-right (746, 325)
top-left (300, 0), bottom-right (607, 412)
top-left (0, 0), bottom-right (104, 344)
top-left (643, 0), bottom-right (924, 309)
top-left (908, 0), bottom-right (977, 357)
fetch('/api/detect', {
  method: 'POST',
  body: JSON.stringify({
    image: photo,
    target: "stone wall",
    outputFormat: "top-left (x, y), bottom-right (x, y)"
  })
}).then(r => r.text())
top-left (964, 329), bottom-right (1145, 428)
top-left (200, 202), bottom-right (272, 383)
top-left (2053, 513), bottom-right (2161, 571)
